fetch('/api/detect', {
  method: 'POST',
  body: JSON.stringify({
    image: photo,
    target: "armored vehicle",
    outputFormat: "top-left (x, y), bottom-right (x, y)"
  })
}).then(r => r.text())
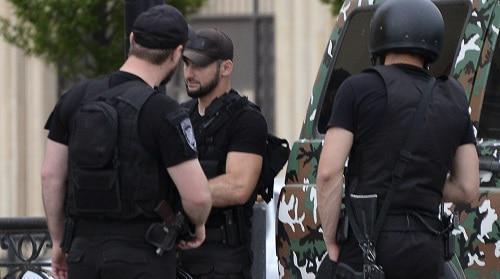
top-left (276, 0), bottom-right (500, 278)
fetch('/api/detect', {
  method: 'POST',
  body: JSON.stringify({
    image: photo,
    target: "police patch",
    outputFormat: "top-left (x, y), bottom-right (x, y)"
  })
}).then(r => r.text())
top-left (180, 118), bottom-right (197, 152)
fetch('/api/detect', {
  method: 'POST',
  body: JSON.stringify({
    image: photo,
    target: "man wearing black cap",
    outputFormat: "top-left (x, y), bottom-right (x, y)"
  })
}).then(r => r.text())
top-left (42, 5), bottom-right (212, 279)
top-left (316, 0), bottom-right (479, 278)
top-left (179, 28), bottom-right (268, 278)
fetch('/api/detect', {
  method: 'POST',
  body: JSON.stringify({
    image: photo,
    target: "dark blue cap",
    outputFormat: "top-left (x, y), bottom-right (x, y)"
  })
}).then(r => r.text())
top-left (132, 4), bottom-right (188, 50)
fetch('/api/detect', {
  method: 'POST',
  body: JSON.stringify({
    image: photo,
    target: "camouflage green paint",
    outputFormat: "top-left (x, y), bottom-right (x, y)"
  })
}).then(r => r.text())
top-left (453, 191), bottom-right (500, 278)
top-left (468, 2), bottom-right (500, 122)
top-left (285, 141), bottom-right (324, 185)
top-left (477, 140), bottom-right (500, 188)
top-left (453, 0), bottom-right (498, 99)
top-left (278, 0), bottom-right (500, 278)
top-left (277, 185), bottom-right (325, 278)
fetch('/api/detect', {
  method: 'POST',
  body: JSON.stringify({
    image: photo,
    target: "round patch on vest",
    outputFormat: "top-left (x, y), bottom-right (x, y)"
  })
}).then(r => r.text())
top-left (180, 118), bottom-right (197, 152)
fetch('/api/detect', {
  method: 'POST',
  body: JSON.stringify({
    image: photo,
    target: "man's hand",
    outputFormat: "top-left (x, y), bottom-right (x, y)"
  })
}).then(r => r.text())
top-left (51, 246), bottom-right (68, 279)
top-left (178, 224), bottom-right (205, 250)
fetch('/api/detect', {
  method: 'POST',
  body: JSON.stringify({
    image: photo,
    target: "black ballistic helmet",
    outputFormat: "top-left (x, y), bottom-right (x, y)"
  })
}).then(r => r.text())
top-left (369, 0), bottom-right (445, 63)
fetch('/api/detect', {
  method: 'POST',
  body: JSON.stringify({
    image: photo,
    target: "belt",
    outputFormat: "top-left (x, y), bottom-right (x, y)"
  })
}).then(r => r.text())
top-left (205, 227), bottom-right (228, 244)
top-left (205, 227), bottom-right (243, 246)
top-left (74, 219), bottom-right (156, 238)
top-left (381, 212), bottom-right (444, 234)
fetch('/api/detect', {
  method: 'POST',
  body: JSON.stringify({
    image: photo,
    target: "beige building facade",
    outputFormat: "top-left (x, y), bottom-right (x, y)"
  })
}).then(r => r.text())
top-left (0, 1), bottom-right (58, 217)
top-left (0, 0), bottom-right (334, 217)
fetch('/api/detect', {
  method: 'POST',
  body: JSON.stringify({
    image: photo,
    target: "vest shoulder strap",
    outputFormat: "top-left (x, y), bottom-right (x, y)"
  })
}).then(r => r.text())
top-left (202, 93), bottom-right (252, 137)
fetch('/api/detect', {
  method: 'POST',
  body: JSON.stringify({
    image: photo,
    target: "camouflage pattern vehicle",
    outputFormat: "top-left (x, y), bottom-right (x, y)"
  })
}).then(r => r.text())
top-left (276, 0), bottom-right (500, 278)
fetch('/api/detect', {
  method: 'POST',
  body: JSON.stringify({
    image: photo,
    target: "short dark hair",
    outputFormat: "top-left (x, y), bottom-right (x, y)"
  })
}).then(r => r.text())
top-left (129, 39), bottom-right (174, 65)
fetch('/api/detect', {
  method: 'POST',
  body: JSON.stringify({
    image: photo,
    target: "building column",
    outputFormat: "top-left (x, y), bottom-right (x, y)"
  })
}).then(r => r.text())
top-left (274, 0), bottom-right (335, 142)
top-left (0, 1), bottom-right (57, 217)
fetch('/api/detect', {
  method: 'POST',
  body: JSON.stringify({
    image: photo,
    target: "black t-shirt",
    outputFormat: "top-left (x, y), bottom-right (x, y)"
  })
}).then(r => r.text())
top-left (328, 64), bottom-right (476, 145)
top-left (189, 92), bottom-right (267, 157)
top-left (327, 64), bottom-right (476, 213)
top-left (45, 71), bottom-right (197, 168)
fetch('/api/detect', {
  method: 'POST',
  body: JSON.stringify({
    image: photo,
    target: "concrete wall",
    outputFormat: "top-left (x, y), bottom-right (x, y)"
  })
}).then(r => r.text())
top-left (274, 0), bottom-right (335, 143)
top-left (0, 1), bottom-right (58, 217)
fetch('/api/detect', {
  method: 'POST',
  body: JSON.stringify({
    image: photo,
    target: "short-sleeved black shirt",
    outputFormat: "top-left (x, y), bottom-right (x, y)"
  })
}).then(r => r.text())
top-left (45, 71), bottom-right (197, 168)
top-left (327, 64), bottom-right (476, 214)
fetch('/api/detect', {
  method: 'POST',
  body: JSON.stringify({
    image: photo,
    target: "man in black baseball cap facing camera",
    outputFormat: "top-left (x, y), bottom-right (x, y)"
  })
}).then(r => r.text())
top-left (42, 5), bottom-right (212, 279)
top-left (179, 28), bottom-right (268, 278)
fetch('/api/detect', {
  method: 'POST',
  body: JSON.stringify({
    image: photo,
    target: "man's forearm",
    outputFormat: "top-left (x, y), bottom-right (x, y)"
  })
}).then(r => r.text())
top-left (442, 176), bottom-right (477, 204)
top-left (42, 180), bottom-right (66, 247)
top-left (182, 199), bottom-right (211, 226)
top-left (208, 174), bottom-right (253, 207)
top-left (317, 173), bottom-right (344, 261)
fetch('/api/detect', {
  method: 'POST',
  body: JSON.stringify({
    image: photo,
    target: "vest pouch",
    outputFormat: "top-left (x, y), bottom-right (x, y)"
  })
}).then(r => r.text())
top-left (70, 166), bottom-right (121, 214)
top-left (69, 101), bottom-right (118, 168)
top-left (349, 193), bottom-right (378, 239)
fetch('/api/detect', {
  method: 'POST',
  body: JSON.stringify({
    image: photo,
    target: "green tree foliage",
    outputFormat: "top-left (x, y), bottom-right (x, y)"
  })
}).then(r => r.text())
top-left (320, 0), bottom-right (344, 15)
top-left (0, 0), bottom-right (205, 79)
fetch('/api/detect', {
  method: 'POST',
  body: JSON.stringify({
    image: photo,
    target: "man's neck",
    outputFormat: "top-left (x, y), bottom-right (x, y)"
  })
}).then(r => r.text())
top-left (120, 56), bottom-right (169, 88)
top-left (384, 53), bottom-right (424, 68)
top-left (197, 83), bottom-right (231, 116)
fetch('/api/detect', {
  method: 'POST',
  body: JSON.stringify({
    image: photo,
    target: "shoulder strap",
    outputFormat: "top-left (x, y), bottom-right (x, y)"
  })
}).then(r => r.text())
top-left (114, 81), bottom-right (156, 110)
top-left (85, 79), bottom-right (153, 103)
top-left (202, 94), bottom-right (250, 136)
top-left (372, 73), bottom-right (436, 244)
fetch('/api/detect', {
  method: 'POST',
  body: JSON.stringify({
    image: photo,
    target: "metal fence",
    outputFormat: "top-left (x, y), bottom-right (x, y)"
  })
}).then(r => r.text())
top-left (0, 218), bottom-right (52, 279)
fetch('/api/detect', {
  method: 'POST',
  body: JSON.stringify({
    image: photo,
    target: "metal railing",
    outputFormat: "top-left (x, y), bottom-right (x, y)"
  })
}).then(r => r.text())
top-left (0, 218), bottom-right (52, 279)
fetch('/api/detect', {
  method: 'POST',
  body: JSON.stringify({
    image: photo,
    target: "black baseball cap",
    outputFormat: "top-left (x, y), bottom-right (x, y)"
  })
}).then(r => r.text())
top-left (132, 4), bottom-right (188, 50)
top-left (183, 28), bottom-right (234, 66)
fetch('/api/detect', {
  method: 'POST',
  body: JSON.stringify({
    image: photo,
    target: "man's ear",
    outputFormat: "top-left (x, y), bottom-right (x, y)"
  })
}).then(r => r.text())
top-left (129, 32), bottom-right (135, 45)
top-left (171, 45), bottom-right (184, 63)
top-left (220, 60), bottom-right (233, 77)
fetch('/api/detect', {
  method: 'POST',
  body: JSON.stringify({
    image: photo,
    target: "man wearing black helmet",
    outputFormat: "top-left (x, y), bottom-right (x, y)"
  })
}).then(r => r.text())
top-left (316, 0), bottom-right (479, 278)
top-left (42, 5), bottom-right (212, 279)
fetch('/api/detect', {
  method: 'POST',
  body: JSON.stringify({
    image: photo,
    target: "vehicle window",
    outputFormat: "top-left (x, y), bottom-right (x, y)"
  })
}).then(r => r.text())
top-left (316, 1), bottom-right (471, 134)
top-left (478, 38), bottom-right (500, 139)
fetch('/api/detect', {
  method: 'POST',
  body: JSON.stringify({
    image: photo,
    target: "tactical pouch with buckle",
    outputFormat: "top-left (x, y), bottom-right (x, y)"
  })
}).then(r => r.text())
top-left (346, 193), bottom-right (385, 279)
top-left (61, 218), bottom-right (75, 253)
top-left (442, 208), bottom-right (458, 261)
top-left (336, 207), bottom-right (349, 244)
top-left (145, 201), bottom-right (195, 256)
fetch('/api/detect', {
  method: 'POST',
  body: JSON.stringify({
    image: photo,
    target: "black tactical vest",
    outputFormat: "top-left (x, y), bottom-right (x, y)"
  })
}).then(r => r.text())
top-left (185, 91), bottom-right (256, 229)
top-left (66, 78), bottom-right (166, 220)
top-left (347, 65), bottom-right (469, 216)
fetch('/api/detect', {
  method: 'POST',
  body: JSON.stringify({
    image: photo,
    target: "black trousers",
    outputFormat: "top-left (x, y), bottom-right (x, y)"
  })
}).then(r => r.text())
top-left (66, 219), bottom-right (175, 279)
top-left (318, 231), bottom-right (444, 279)
top-left (178, 243), bottom-right (252, 279)
top-left (67, 236), bottom-right (175, 279)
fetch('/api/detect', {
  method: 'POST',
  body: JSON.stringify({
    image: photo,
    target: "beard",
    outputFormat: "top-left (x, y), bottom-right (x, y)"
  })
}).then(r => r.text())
top-left (185, 67), bottom-right (220, 99)
top-left (160, 62), bottom-right (180, 86)
top-left (159, 70), bottom-right (175, 86)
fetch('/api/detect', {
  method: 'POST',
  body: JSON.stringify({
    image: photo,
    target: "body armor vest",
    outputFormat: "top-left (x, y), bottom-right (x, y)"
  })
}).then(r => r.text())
top-left (66, 78), bottom-right (166, 220)
top-left (186, 91), bottom-right (255, 231)
top-left (348, 65), bottom-right (468, 216)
